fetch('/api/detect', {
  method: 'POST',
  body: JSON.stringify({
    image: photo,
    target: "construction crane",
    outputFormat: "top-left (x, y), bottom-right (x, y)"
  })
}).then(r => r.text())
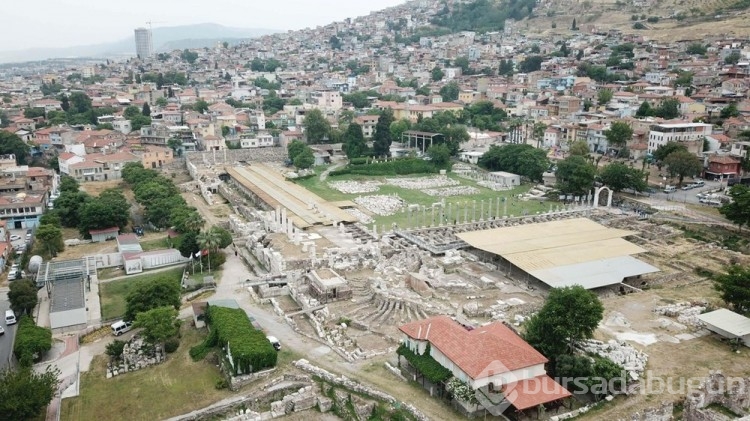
top-left (146, 20), bottom-right (166, 30)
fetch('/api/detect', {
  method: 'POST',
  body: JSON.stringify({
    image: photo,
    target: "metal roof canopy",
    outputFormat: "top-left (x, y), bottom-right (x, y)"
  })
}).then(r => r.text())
top-left (457, 218), bottom-right (659, 290)
top-left (698, 309), bottom-right (750, 337)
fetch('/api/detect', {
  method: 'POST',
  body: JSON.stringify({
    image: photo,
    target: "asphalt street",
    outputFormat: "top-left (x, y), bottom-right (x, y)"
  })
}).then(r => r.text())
top-left (0, 290), bottom-right (17, 370)
top-left (645, 179), bottom-right (726, 206)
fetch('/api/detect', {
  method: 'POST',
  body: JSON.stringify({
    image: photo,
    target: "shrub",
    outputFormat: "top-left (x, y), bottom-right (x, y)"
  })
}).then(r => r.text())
top-left (164, 337), bottom-right (180, 353)
top-left (633, 22), bottom-right (646, 29)
top-left (205, 306), bottom-right (277, 375)
top-left (105, 340), bottom-right (126, 359)
top-left (396, 343), bottom-right (451, 383)
top-left (343, 158), bottom-right (440, 176)
top-left (13, 316), bottom-right (53, 367)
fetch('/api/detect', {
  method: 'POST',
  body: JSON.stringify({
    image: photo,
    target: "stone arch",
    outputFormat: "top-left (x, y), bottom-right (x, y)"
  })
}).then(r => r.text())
top-left (593, 186), bottom-right (613, 208)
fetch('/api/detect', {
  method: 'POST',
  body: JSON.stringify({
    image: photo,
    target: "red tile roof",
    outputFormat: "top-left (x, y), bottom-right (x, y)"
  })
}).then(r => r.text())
top-left (399, 315), bottom-right (548, 379)
top-left (503, 375), bottom-right (572, 410)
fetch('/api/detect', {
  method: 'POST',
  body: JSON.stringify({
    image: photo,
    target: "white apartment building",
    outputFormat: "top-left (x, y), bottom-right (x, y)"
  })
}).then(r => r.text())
top-left (647, 123), bottom-right (712, 154)
top-left (310, 90), bottom-right (342, 111)
top-left (134, 27), bottom-right (154, 59)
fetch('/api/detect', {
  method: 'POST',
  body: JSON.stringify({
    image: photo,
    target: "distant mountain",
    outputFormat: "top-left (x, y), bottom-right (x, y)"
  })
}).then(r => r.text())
top-left (0, 23), bottom-right (279, 64)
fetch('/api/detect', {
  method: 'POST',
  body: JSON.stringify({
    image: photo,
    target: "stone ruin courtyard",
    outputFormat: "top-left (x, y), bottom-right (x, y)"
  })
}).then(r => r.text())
top-left (183, 153), bottom-right (750, 420)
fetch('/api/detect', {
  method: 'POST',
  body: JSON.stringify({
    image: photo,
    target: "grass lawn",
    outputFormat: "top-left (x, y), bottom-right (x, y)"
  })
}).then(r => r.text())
top-left (295, 171), bottom-right (552, 228)
top-left (99, 267), bottom-right (184, 320)
top-left (60, 326), bottom-right (229, 421)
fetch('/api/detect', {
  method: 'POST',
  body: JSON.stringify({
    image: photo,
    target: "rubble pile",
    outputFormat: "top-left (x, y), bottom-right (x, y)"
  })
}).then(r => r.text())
top-left (354, 195), bottom-right (405, 216)
top-left (386, 175), bottom-right (459, 189)
top-left (423, 186), bottom-right (481, 197)
top-left (576, 339), bottom-right (648, 382)
top-left (653, 302), bottom-right (707, 328)
top-left (343, 208), bottom-right (374, 224)
top-left (328, 180), bottom-right (382, 194)
top-left (106, 335), bottom-right (165, 378)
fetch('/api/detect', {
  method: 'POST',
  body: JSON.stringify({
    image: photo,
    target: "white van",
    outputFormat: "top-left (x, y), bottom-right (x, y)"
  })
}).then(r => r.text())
top-left (5, 310), bottom-right (16, 325)
top-left (663, 185), bottom-right (676, 193)
top-left (111, 320), bottom-right (133, 336)
top-left (266, 335), bottom-right (281, 351)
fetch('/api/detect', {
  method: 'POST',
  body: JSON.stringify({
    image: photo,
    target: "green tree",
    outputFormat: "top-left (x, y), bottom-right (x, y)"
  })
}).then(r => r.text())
top-left (8, 280), bottom-right (38, 316)
top-left (519, 55), bottom-right (544, 73)
top-left (720, 102), bottom-right (740, 119)
top-left (193, 99), bottom-right (209, 113)
top-left (78, 188), bottom-right (130, 236)
top-left (60, 95), bottom-right (70, 112)
top-left (654, 98), bottom-right (680, 119)
top-left (715, 265), bottom-right (750, 315)
top-left (478, 144), bottom-right (549, 182)
top-left (653, 141), bottom-right (688, 162)
top-left (720, 185), bottom-right (750, 232)
top-left (372, 108), bottom-right (395, 157)
top-left (35, 224), bottom-right (64, 257)
top-left (13, 316), bottom-right (52, 367)
top-left (453, 56), bottom-right (471, 74)
top-left (571, 17), bottom-right (577, 30)
top-left (599, 162), bottom-right (647, 192)
top-left (390, 118), bottom-right (411, 142)
top-left (129, 115), bottom-right (151, 131)
top-left (0, 366), bottom-right (60, 420)
top-left (124, 276), bottom-right (181, 321)
top-left (663, 150), bottom-right (702, 186)
top-left (171, 208), bottom-right (204, 234)
top-left (431, 66), bottom-right (445, 81)
top-left (439, 81), bottom-right (460, 101)
top-left (54, 191), bottom-right (90, 228)
top-left (197, 228), bottom-right (223, 273)
top-left (597, 88), bottom-right (613, 106)
top-left (343, 122), bottom-right (367, 159)
top-left (569, 140), bottom-right (590, 156)
top-left (287, 140), bottom-right (307, 162)
top-left (0, 132), bottom-right (31, 165)
top-left (556, 155), bottom-right (596, 195)
top-left (123, 105), bottom-right (141, 119)
top-left (178, 231), bottom-right (200, 258)
top-left (293, 148), bottom-right (315, 169)
top-left (524, 286), bottom-right (604, 359)
top-left (134, 306), bottom-right (179, 344)
top-left (725, 52), bottom-right (742, 65)
top-left (210, 226), bottom-right (233, 249)
top-left (303, 109), bottom-right (331, 144)
top-left (106, 340), bottom-right (126, 359)
top-left (142, 102), bottom-right (151, 116)
top-left (167, 137), bottom-right (183, 156)
top-left (180, 49), bottom-right (199, 64)
top-left (427, 144), bottom-right (451, 167)
top-left (604, 121), bottom-right (633, 148)
top-left (155, 97), bottom-right (168, 107)
top-left (69, 92), bottom-right (92, 114)
top-left (498, 59), bottom-right (514, 76)
top-left (635, 101), bottom-right (654, 117)
top-left (60, 175), bottom-right (80, 192)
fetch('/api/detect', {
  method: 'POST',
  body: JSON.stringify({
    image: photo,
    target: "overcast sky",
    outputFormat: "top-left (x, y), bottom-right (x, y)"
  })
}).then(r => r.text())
top-left (2, 0), bottom-right (407, 51)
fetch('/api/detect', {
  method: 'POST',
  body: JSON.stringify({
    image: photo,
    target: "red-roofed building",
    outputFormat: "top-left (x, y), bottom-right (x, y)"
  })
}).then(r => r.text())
top-left (705, 155), bottom-right (742, 179)
top-left (61, 151), bottom-right (140, 182)
top-left (399, 315), bottom-right (571, 415)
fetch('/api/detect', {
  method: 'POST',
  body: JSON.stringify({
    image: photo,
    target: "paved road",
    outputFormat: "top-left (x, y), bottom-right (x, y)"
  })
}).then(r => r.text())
top-left (643, 179), bottom-right (726, 206)
top-left (0, 289), bottom-right (17, 370)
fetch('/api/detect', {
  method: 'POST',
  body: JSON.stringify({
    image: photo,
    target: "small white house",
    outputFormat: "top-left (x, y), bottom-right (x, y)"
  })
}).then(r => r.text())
top-left (488, 171), bottom-right (521, 187)
top-left (697, 308), bottom-right (750, 347)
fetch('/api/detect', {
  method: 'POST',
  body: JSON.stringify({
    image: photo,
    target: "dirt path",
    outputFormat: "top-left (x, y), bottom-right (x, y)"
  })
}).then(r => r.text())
top-left (319, 161), bottom-right (345, 182)
top-left (197, 249), bottom-right (459, 421)
top-left (181, 191), bottom-right (232, 228)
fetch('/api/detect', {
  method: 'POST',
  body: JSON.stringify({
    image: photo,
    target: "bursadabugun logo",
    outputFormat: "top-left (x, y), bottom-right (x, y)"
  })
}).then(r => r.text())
top-left (472, 359), bottom-right (519, 416)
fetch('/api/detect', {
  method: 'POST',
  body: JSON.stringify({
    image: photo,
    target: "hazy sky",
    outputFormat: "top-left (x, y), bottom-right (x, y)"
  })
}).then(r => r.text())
top-left (1, 0), bottom-right (407, 51)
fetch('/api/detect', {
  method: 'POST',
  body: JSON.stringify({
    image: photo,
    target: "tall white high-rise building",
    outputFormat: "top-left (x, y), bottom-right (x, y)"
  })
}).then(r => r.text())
top-left (134, 27), bottom-right (153, 59)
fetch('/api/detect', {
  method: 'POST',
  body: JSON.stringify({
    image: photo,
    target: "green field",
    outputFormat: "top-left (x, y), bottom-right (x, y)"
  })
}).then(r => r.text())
top-left (99, 267), bottom-right (184, 320)
top-left (60, 326), bottom-right (229, 421)
top-left (295, 171), bottom-right (551, 228)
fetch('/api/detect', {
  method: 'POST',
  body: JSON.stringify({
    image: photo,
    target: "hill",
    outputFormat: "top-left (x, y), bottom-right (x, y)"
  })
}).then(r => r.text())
top-left (523, 0), bottom-right (750, 41)
top-left (0, 23), bottom-right (279, 64)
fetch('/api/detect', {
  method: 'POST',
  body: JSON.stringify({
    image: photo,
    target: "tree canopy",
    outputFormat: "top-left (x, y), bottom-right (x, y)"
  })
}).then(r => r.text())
top-left (478, 144), bottom-right (549, 182)
top-left (556, 155), bottom-right (596, 195)
top-left (663, 150), bottom-right (702, 186)
top-left (715, 265), bottom-right (750, 315)
top-left (373, 109), bottom-right (395, 157)
top-left (720, 185), bottom-right (750, 232)
top-left (303, 109), bottom-right (331, 144)
top-left (524, 286), bottom-right (604, 359)
top-left (8, 280), bottom-right (38, 316)
top-left (78, 189), bottom-right (130, 237)
top-left (599, 162), bottom-right (647, 193)
top-left (0, 366), bottom-right (59, 421)
top-left (124, 276), bottom-right (181, 322)
top-left (604, 121), bottom-right (633, 148)
top-left (0, 132), bottom-right (31, 165)
top-left (652, 141), bottom-right (687, 162)
top-left (134, 306), bottom-right (180, 344)
top-left (343, 122), bottom-right (367, 159)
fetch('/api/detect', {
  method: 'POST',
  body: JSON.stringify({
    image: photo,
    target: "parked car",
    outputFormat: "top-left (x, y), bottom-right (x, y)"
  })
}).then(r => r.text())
top-left (9, 235), bottom-right (20, 241)
top-left (0, 325), bottom-right (4, 335)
